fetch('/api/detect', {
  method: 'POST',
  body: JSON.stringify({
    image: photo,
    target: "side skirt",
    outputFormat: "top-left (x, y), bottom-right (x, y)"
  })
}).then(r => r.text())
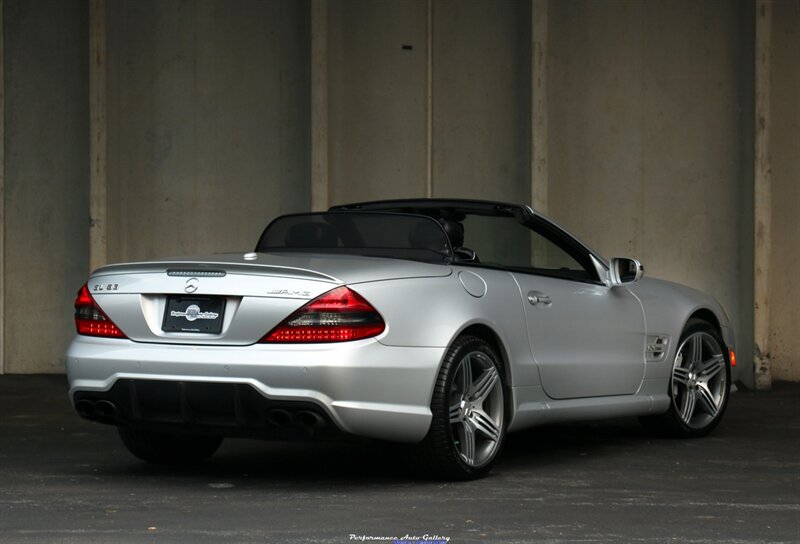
top-left (507, 384), bottom-right (670, 432)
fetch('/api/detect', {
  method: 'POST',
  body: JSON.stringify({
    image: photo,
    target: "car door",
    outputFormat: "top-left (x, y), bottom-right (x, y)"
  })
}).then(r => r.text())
top-left (517, 219), bottom-right (645, 399)
top-left (513, 271), bottom-right (645, 399)
top-left (461, 213), bottom-right (646, 400)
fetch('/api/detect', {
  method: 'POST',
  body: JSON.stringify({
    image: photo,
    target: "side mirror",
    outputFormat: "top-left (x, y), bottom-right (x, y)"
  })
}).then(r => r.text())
top-left (609, 257), bottom-right (644, 286)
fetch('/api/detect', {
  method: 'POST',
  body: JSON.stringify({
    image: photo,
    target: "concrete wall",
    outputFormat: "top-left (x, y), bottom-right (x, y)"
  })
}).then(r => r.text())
top-left (769, 0), bottom-right (799, 381)
top-left (106, 0), bottom-right (310, 263)
top-left (547, 0), bottom-right (756, 386)
top-left (327, 0), bottom-right (531, 206)
top-left (0, 0), bottom-right (797, 382)
top-left (327, 0), bottom-right (428, 205)
top-left (3, 0), bottom-right (88, 373)
top-left (432, 0), bottom-right (530, 201)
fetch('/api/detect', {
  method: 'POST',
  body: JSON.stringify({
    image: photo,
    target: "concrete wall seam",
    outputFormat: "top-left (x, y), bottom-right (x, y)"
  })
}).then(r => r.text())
top-left (89, 0), bottom-right (108, 273)
top-left (0, 0), bottom-right (5, 374)
top-left (754, 0), bottom-right (772, 389)
top-left (311, 0), bottom-right (328, 212)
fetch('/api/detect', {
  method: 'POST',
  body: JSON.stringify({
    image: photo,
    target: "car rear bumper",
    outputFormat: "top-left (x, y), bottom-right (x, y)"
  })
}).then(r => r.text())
top-left (66, 336), bottom-right (445, 443)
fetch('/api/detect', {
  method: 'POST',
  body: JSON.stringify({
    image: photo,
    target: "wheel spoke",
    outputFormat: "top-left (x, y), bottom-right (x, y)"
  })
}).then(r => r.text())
top-left (696, 383), bottom-right (720, 417)
top-left (469, 366), bottom-right (499, 404)
top-left (673, 366), bottom-right (691, 387)
top-left (691, 334), bottom-right (703, 366)
top-left (459, 356), bottom-right (473, 399)
top-left (460, 422), bottom-right (476, 464)
top-left (699, 354), bottom-right (725, 380)
top-left (470, 409), bottom-right (501, 442)
top-left (681, 389), bottom-right (697, 422)
top-left (449, 402), bottom-right (463, 424)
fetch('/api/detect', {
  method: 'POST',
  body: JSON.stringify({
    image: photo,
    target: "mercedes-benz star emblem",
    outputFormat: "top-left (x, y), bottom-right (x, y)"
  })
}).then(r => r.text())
top-left (184, 278), bottom-right (199, 293)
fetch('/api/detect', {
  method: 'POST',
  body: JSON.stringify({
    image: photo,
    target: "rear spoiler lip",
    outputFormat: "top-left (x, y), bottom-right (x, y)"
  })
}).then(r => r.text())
top-left (92, 259), bottom-right (340, 284)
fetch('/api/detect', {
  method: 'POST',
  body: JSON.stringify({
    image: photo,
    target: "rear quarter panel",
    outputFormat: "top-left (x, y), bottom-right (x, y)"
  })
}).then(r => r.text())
top-left (352, 267), bottom-right (539, 388)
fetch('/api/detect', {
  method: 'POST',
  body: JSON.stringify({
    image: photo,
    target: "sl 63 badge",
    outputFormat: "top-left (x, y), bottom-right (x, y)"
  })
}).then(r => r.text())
top-left (93, 283), bottom-right (119, 292)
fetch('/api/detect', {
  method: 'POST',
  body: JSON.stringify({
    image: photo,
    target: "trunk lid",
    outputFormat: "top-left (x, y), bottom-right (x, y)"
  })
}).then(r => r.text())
top-left (88, 252), bottom-right (451, 345)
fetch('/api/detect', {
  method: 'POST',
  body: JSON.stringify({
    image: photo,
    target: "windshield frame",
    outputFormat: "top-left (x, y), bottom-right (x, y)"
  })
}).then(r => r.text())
top-left (331, 199), bottom-right (608, 285)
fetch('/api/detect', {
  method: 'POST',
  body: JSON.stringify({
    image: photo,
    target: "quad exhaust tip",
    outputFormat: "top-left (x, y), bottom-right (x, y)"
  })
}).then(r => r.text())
top-left (266, 408), bottom-right (326, 430)
top-left (266, 408), bottom-right (292, 426)
top-left (94, 400), bottom-right (118, 418)
top-left (74, 399), bottom-right (95, 418)
top-left (295, 410), bottom-right (325, 429)
top-left (75, 399), bottom-right (118, 420)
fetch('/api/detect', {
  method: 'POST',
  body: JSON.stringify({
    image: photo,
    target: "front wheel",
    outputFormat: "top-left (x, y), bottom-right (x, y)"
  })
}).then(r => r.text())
top-left (118, 427), bottom-right (223, 465)
top-left (641, 319), bottom-right (731, 438)
top-left (415, 336), bottom-right (507, 480)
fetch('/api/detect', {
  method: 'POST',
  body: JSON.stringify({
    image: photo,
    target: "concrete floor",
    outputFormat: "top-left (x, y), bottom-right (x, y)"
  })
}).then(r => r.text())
top-left (0, 375), bottom-right (797, 543)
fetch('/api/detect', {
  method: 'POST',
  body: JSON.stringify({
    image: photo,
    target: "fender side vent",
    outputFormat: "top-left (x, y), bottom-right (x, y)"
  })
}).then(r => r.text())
top-left (646, 335), bottom-right (670, 362)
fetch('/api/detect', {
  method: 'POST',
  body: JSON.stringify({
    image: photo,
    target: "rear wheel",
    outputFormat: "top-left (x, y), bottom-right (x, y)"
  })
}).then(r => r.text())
top-left (117, 427), bottom-right (222, 465)
top-left (416, 336), bottom-right (506, 480)
top-left (641, 319), bottom-right (730, 437)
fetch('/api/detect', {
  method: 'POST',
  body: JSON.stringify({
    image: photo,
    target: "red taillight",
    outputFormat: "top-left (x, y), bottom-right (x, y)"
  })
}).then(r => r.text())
top-left (74, 284), bottom-right (127, 339)
top-left (261, 286), bottom-right (385, 343)
top-left (729, 348), bottom-right (737, 367)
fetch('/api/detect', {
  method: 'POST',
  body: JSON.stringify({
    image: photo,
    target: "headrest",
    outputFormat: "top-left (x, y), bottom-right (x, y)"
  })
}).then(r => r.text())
top-left (438, 218), bottom-right (464, 248)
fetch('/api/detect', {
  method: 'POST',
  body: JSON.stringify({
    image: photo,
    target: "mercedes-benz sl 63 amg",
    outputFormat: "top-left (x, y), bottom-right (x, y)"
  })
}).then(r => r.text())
top-left (66, 199), bottom-right (738, 479)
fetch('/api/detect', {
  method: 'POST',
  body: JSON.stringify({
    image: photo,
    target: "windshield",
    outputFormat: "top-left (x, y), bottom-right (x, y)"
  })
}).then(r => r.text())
top-left (255, 212), bottom-right (454, 264)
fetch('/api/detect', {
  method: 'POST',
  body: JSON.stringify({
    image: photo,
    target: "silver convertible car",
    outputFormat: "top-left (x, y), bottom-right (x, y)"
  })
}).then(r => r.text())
top-left (67, 199), bottom-right (738, 479)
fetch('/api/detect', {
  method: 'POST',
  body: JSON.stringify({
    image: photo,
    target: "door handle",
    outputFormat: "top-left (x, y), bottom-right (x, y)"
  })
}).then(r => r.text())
top-left (527, 291), bottom-right (551, 306)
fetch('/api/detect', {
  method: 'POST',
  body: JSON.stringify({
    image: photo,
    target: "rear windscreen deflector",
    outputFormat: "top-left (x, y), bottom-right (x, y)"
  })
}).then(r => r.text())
top-left (256, 212), bottom-right (454, 264)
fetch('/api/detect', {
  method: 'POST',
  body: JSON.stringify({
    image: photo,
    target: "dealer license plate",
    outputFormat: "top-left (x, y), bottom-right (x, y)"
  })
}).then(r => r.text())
top-left (162, 296), bottom-right (225, 334)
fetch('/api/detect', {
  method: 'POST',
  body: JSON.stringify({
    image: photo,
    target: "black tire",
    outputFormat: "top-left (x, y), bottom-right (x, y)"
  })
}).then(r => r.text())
top-left (640, 318), bottom-right (731, 438)
top-left (117, 427), bottom-right (222, 465)
top-left (415, 335), bottom-right (507, 480)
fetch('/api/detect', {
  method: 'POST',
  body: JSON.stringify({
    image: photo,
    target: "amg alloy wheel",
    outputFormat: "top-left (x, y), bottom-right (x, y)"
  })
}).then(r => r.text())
top-left (641, 319), bottom-right (730, 438)
top-left (416, 336), bottom-right (506, 479)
